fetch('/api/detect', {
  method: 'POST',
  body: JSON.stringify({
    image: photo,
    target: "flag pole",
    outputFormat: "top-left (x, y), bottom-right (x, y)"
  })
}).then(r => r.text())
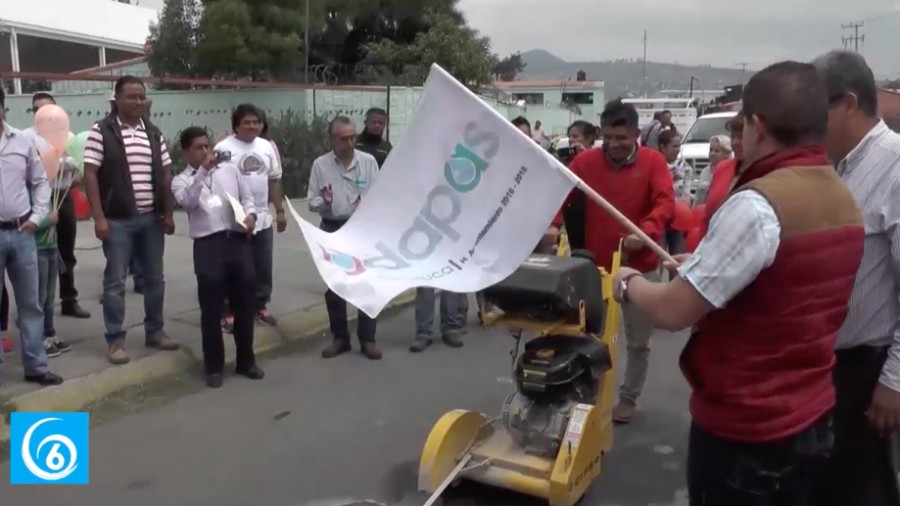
top-left (572, 179), bottom-right (677, 265)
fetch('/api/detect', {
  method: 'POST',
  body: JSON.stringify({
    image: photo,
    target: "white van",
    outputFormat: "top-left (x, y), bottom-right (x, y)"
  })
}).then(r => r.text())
top-left (622, 98), bottom-right (698, 133)
top-left (678, 111), bottom-right (738, 195)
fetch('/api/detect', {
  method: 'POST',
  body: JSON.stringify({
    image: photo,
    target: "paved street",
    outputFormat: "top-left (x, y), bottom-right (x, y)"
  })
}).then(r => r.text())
top-left (0, 202), bottom-right (328, 398)
top-left (0, 305), bottom-right (692, 506)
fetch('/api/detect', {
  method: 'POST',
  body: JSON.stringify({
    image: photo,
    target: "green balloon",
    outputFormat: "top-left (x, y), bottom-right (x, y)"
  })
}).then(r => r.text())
top-left (65, 131), bottom-right (91, 175)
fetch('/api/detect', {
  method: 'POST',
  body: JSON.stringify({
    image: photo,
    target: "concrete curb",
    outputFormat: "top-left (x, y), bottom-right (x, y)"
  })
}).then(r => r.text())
top-left (0, 290), bottom-right (417, 447)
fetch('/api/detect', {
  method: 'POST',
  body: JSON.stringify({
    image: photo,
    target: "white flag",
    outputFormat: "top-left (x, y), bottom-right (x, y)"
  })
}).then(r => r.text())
top-left (288, 64), bottom-right (578, 317)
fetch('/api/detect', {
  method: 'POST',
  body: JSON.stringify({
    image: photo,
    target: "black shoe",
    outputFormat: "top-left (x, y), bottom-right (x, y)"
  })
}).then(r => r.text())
top-left (442, 334), bottom-right (464, 349)
top-left (206, 373), bottom-right (223, 388)
top-left (409, 336), bottom-right (433, 353)
top-left (51, 337), bottom-right (72, 353)
top-left (24, 371), bottom-right (64, 386)
top-left (322, 339), bottom-right (351, 359)
top-left (221, 317), bottom-right (234, 334)
top-left (236, 365), bottom-right (265, 380)
top-left (256, 309), bottom-right (277, 326)
top-left (43, 339), bottom-right (61, 358)
top-left (61, 303), bottom-right (91, 319)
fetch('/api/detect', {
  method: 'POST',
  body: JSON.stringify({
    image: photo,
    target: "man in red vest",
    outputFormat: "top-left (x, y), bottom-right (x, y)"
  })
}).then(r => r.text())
top-left (612, 61), bottom-right (865, 504)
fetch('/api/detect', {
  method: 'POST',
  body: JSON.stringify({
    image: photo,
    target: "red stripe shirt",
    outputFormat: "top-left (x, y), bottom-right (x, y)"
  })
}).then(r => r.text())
top-left (84, 118), bottom-right (171, 213)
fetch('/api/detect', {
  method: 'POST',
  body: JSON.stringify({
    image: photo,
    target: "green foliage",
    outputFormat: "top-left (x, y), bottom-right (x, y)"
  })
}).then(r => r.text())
top-left (196, 0), bottom-right (306, 80)
top-left (146, 0), bottom-right (203, 88)
top-left (267, 110), bottom-right (330, 198)
top-left (360, 9), bottom-right (495, 90)
top-left (493, 52), bottom-right (527, 81)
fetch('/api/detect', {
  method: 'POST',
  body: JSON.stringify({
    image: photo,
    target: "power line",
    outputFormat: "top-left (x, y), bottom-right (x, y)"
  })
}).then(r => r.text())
top-left (842, 21), bottom-right (865, 52)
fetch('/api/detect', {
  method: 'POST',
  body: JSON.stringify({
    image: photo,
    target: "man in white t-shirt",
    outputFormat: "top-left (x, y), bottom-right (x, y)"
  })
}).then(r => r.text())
top-left (215, 104), bottom-right (286, 329)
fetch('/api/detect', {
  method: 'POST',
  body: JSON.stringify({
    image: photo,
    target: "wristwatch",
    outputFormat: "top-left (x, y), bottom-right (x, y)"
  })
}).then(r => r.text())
top-left (619, 273), bottom-right (642, 303)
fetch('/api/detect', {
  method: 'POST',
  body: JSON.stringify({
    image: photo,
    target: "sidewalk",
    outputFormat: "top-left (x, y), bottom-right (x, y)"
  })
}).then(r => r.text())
top-left (0, 201), bottom-right (415, 442)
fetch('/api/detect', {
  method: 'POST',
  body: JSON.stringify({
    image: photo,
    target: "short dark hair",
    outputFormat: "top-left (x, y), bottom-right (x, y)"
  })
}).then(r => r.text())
top-left (658, 129), bottom-right (680, 148)
top-left (652, 111), bottom-right (663, 120)
top-left (812, 50), bottom-right (878, 117)
top-left (32, 92), bottom-right (55, 105)
top-left (511, 116), bottom-right (531, 130)
top-left (231, 103), bottom-right (261, 131)
top-left (568, 120), bottom-right (598, 141)
top-left (600, 99), bottom-right (639, 129)
top-left (661, 109), bottom-right (671, 115)
top-left (179, 126), bottom-right (208, 150)
top-left (114, 75), bottom-right (145, 96)
top-left (365, 107), bottom-right (387, 118)
top-left (742, 61), bottom-right (828, 146)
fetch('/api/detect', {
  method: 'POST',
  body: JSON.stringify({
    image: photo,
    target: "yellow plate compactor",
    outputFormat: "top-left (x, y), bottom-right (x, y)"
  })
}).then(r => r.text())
top-left (417, 247), bottom-right (623, 506)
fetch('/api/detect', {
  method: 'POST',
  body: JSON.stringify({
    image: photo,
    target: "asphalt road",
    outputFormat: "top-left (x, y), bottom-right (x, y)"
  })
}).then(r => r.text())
top-left (0, 306), bottom-right (692, 506)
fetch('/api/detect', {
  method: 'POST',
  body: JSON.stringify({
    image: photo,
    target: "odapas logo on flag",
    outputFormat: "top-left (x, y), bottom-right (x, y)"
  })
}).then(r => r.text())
top-left (317, 122), bottom-right (500, 278)
top-left (287, 64), bottom-right (578, 317)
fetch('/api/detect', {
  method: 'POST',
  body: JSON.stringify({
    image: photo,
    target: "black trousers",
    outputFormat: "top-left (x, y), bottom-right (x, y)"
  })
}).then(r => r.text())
top-left (56, 193), bottom-right (79, 305)
top-left (194, 231), bottom-right (257, 374)
top-left (320, 218), bottom-right (376, 343)
top-left (687, 414), bottom-right (833, 506)
top-left (808, 346), bottom-right (900, 506)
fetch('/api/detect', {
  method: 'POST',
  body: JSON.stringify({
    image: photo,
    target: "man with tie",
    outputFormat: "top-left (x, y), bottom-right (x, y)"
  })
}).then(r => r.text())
top-left (171, 126), bottom-right (261, 388)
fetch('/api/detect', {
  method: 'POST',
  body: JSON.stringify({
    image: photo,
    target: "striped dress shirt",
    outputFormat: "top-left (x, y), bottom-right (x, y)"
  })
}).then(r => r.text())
top-left (836, 120), bottom-right (900, 392)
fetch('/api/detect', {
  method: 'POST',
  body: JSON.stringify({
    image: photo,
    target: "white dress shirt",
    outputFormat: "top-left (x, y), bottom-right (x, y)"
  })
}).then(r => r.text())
top-left (171, 163), bottom-right (256, 239)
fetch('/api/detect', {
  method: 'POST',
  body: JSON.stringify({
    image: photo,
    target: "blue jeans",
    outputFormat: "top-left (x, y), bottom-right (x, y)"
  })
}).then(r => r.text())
top-left (0, 230), bottom-right (49, 377)
top-left (415, 288), bottom-right (465, 338)
top-left (101, 212), bottom-right (165, 344)
top-left (37, 249), bottom-right (58, 336)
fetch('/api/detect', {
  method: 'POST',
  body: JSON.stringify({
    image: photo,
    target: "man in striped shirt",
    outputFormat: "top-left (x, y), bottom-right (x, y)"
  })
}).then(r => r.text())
top-left (809, 50), bottom-right (900, 506)
top-left (83, 75), bottom-right (179, 366)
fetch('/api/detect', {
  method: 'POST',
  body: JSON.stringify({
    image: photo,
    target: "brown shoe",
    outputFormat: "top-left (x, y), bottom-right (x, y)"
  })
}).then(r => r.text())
top-left (612, 401), bottom-right (637, 424)
top-left (442, 334), bottom-right (464, 349)
top-left (146, 332), bottom-right (180, 351)
top-left (107, 344), bottom-right (130, 365)
top-left (322, 339), bottom-right (351, 359)
top-left (361, 342), bottom-right (383, 360)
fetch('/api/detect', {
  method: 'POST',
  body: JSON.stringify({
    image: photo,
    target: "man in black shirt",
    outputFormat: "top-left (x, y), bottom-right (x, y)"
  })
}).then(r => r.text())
top-left (356, 107), bottom-right (393, 168)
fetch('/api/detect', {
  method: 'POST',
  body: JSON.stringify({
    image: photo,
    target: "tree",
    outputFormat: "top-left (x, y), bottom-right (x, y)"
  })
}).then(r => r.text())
top-left (360, 8), bottom-right (495, 90)
top-left (195, 0), bottom-right (306, 80)
top-left (309, 0), bottom-right (464, 83)
top-left (492, 52), bottom-right (526, 81)
top-left (146, 0), bottom-right (203, 86)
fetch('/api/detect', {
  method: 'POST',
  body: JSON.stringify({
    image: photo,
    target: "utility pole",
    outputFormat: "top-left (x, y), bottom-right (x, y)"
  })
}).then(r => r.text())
top-left (842, 21), bottom-right (865, 52)
top-left (689, 76), bottom-right (697, 98)
top-left (304, 0), bottom-right (311, 83)
top-left (736, 62), bottom-right (749, 73)
top-left (641, 29), bottom-right (648, 98)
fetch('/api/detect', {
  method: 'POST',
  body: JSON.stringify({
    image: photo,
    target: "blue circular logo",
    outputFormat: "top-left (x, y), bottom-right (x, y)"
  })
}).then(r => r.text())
top-left (447, 158), bottom-right (477, 185)
top-left (329, 252), bottom-right (357, 271)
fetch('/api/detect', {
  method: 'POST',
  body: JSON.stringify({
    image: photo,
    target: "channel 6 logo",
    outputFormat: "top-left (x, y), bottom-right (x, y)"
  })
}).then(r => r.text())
top-left (10, 412), bottom-right (89, 485)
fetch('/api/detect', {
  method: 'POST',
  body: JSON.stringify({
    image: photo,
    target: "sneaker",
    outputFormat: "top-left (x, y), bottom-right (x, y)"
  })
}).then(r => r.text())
top-left (1, 335), bottom-right (12, 353)
top-left (43, 338), bottom-right (61, 358)
top-left (51, 336), bottom-right (72, 353)
top-left (256, 309), bottom-right (278, 326)
top-left (222, 315), bottom-right (234, 334)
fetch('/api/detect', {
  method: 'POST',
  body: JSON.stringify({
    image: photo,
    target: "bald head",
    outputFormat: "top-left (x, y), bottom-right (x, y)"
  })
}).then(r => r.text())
top-left (742, 61), bottom-right (828, 147)
top-left (811, 50), bottom-right (878, 117)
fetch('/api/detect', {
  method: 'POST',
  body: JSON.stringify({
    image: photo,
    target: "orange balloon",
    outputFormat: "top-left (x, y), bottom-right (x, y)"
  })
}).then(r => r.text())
top-left (40, 146), bottom-right (61, 181)
top-left (34, 104), bottom-right (71, 152)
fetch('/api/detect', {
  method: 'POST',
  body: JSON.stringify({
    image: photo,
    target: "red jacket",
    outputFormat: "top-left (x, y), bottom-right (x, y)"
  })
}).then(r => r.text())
top-left (682, 148), bottom-right (864, 443)
top-left (556, 147), bottom-right (674, 272)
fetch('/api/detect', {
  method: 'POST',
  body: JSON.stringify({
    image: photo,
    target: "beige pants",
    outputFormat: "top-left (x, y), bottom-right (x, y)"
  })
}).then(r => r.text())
top-left (619, 270), bottom-right (661, 406)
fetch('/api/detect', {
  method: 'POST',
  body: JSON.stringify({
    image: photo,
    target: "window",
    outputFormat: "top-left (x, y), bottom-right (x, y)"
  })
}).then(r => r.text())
top-left (562, 92), bottom-right (593, 105)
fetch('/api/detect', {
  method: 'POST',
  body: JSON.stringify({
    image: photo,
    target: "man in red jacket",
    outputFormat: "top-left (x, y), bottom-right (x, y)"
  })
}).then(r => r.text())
top-left (558, 99), bottom-right (675, 424)
top-left (612, 61), bottom-right (865, 505)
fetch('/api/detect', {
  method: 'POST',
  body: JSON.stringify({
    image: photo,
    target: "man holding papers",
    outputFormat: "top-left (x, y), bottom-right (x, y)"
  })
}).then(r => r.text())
top-left (171, 127), bottom-right (262, 388)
